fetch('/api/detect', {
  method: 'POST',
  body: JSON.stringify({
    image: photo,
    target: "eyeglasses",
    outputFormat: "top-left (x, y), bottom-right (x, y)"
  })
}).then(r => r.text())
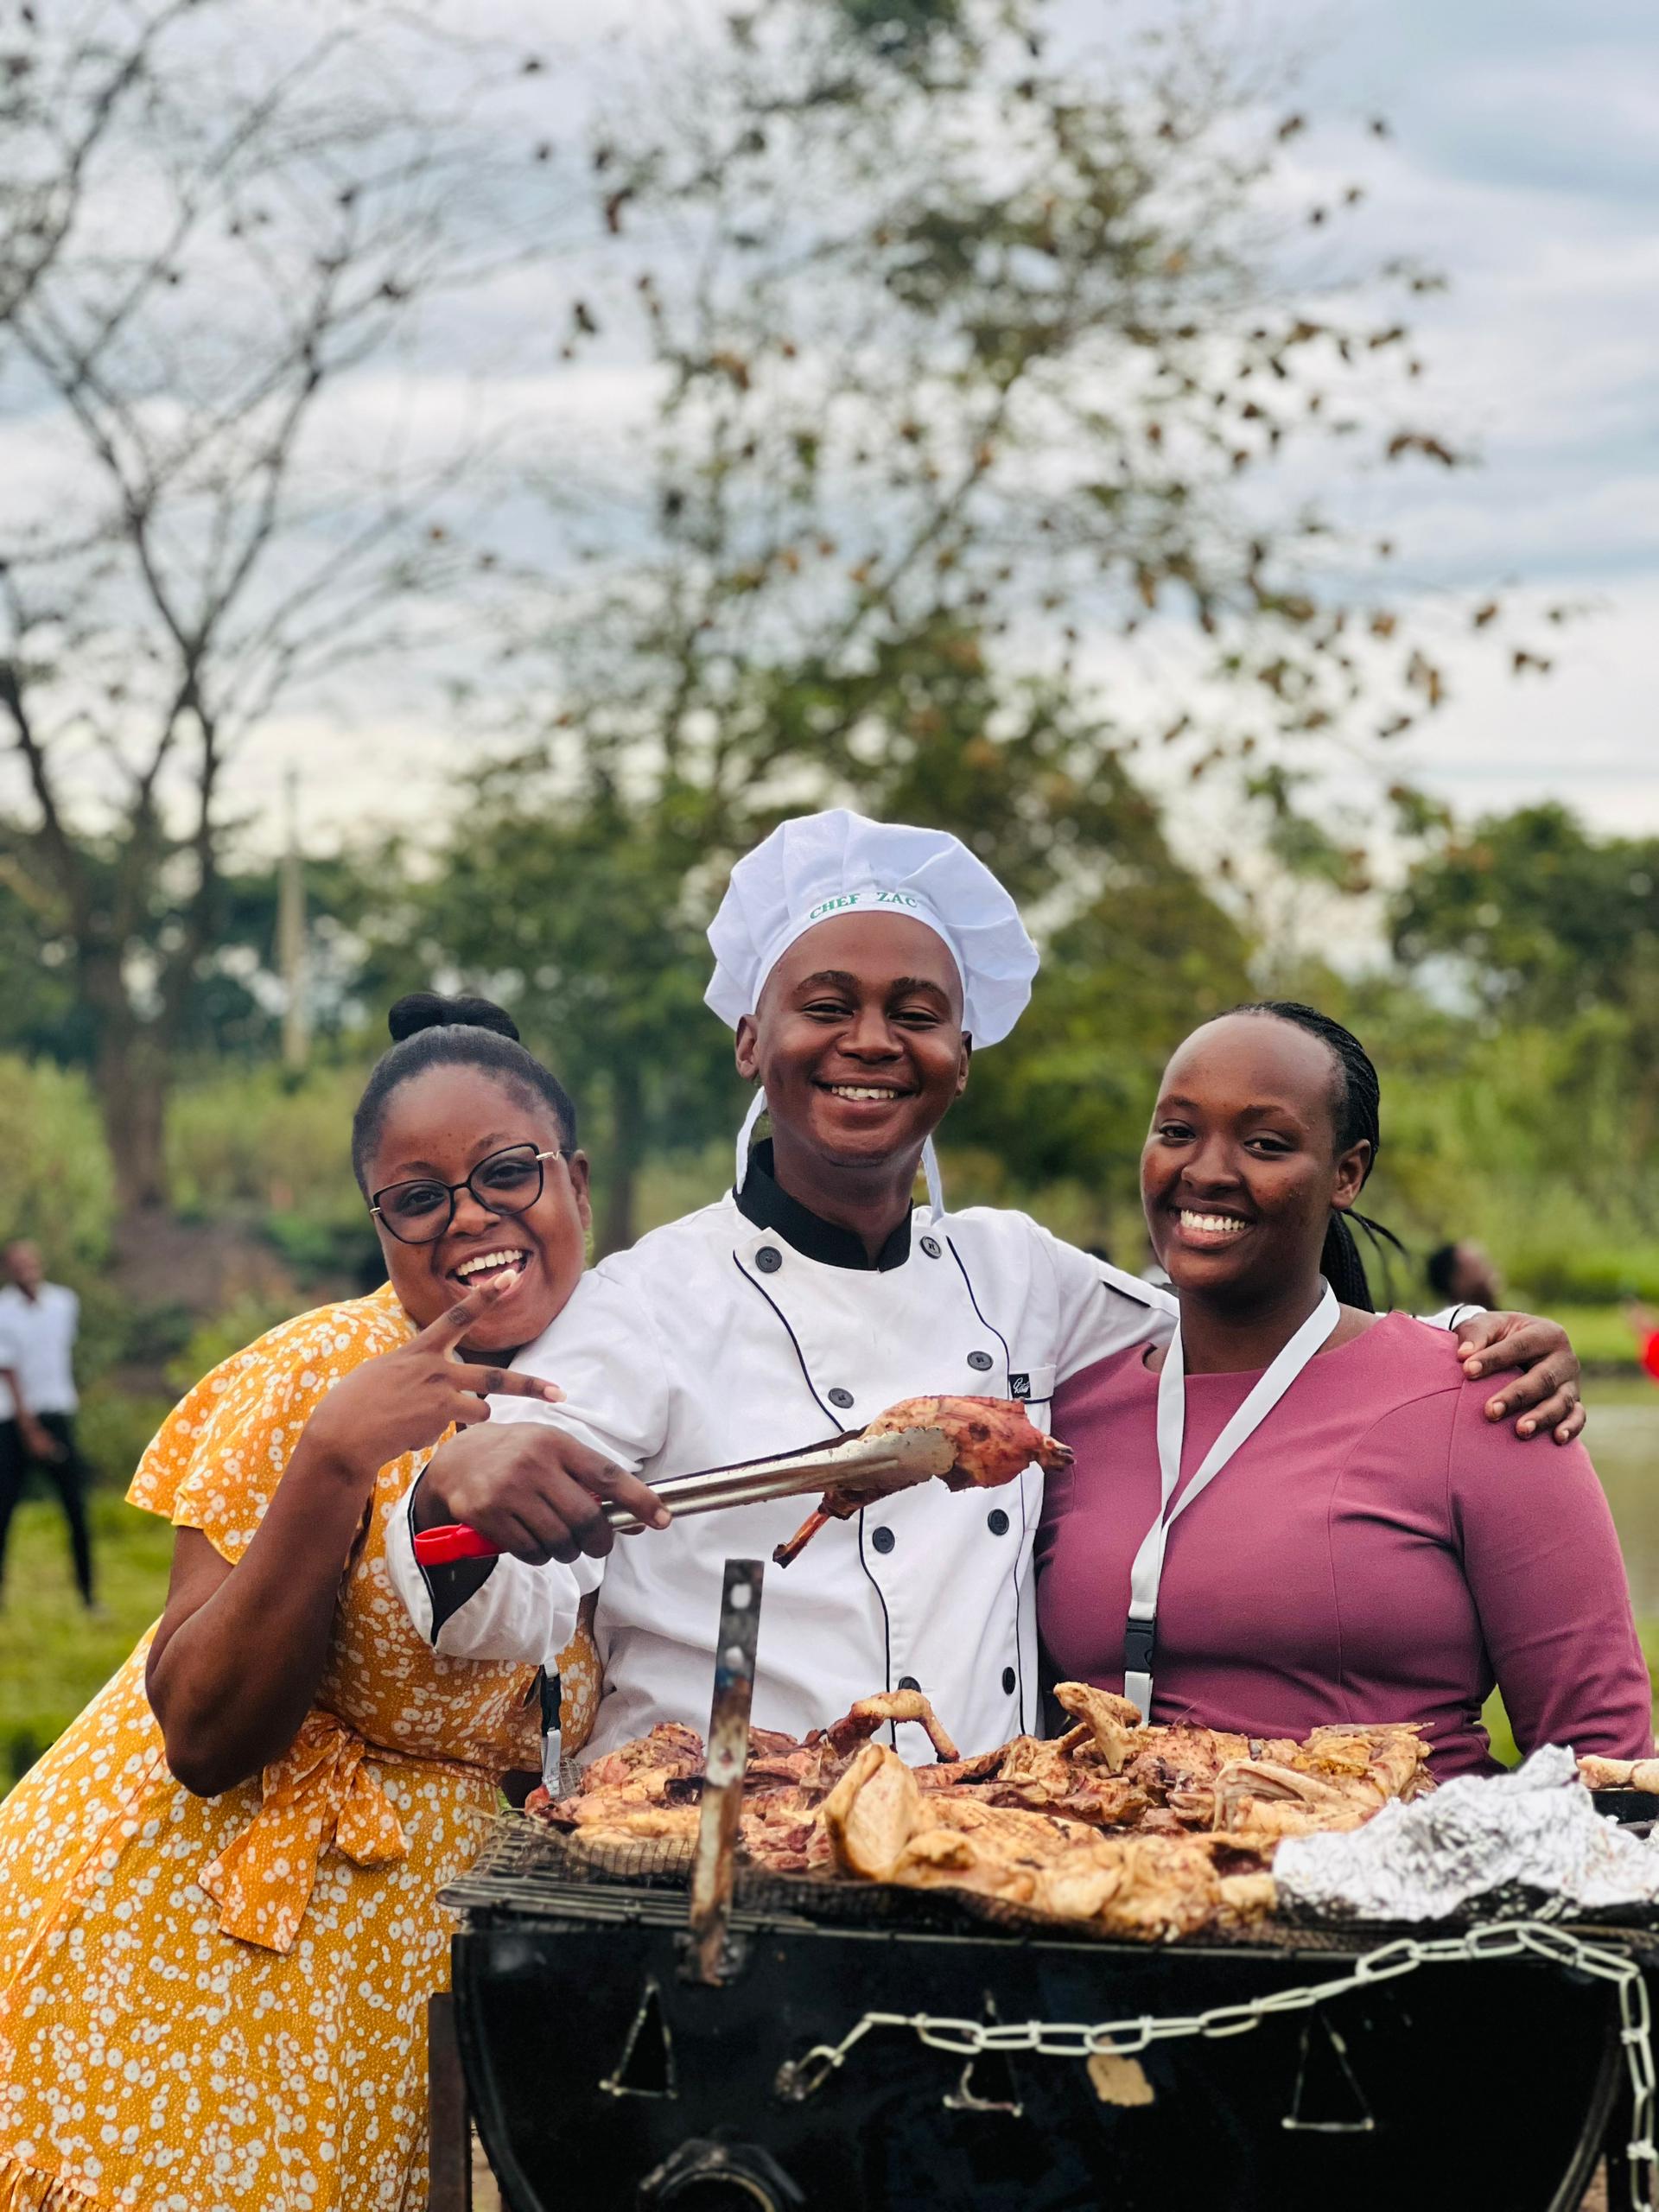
top-left (370, 1144), bottom-right (565, 1246)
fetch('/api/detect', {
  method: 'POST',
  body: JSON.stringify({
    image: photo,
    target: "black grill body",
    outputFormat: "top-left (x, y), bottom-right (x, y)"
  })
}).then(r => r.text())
top-left (453, 1901), bottom-right (1623, 2212)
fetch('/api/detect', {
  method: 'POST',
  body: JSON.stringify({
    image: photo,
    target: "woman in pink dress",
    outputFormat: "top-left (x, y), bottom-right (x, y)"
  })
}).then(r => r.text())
top-left (1037, 1001), bottom-right (1652, 1777)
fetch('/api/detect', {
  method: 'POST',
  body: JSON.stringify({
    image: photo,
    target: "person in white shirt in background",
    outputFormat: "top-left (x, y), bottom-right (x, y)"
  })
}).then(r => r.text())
top-left (0, 1240), bottom-right (96, 1610)
top-left (385, 810), bottom-right (1586, 1765)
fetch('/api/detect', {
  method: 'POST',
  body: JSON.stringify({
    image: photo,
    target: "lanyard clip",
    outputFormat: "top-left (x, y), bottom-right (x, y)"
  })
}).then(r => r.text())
top-left (1122, 1615), bottom-right (1156, 1681)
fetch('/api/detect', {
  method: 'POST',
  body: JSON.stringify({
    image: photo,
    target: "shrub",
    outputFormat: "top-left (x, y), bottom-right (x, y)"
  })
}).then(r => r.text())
top-left (165, 1061), bottom-right (364, 1231)
top-left (76, 1384), bottom-right (173, 1491)
top-left (0, 1057), bottom-right (115, 1270)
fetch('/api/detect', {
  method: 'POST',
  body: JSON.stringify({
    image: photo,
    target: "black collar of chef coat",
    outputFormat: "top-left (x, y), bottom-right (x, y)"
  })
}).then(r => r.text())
top-left (734, 1139), bottom-right (914, 1272)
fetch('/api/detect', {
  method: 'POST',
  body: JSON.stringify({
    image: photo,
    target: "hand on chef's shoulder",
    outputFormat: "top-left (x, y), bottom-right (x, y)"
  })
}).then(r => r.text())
top-left (414, 1421), bottom-right (671, 1565)
top-left (1451, 1307), bottom-right (1586, 1445)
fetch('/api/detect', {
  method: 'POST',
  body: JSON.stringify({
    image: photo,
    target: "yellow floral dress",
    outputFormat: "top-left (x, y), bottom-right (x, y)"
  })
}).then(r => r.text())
top-left (0, 1284), bottom-right (599, 2212)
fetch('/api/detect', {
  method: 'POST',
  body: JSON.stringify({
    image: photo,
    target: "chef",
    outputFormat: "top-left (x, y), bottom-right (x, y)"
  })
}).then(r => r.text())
top-left (385, 811), bottom-right (1582, 1763)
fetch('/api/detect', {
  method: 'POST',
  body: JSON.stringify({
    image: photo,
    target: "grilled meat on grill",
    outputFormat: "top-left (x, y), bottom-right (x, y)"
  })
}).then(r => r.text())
top-left (528, 1683), bottom-right (1433, 1940)
top-left (772, 1395), bottom-right (1072, 1566)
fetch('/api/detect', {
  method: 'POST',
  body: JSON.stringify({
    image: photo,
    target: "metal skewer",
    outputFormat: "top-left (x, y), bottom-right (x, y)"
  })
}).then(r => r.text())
top-left (683, 1557), bottom-right (764, 1986)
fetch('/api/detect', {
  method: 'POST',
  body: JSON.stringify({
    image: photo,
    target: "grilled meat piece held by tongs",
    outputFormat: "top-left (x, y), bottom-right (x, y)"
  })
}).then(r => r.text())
top-left (772, 1394), bottom-right (1073, 1567)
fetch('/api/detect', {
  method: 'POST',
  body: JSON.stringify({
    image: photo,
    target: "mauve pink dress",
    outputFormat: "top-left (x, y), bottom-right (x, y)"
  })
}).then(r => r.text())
top-left (1038, 1311), bottom-right (1653, 1777)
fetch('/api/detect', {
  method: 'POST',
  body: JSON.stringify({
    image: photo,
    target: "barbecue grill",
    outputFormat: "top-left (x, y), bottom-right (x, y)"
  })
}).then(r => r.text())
top-left (436, 1563), bottom-right (1656, 2212)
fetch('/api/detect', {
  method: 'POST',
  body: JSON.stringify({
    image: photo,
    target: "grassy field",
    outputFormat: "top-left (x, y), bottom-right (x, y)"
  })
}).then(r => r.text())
top-left (0, 1494), bottom-right (175, 1785)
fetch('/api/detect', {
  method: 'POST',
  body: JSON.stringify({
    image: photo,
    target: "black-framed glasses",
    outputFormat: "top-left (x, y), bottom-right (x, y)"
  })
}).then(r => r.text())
top-left (370, 1144), bottom-right (564, 1245)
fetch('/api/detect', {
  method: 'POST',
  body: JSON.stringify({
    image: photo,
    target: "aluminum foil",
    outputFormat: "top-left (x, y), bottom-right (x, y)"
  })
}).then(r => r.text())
top-left (1274, 1745), bottom-right (1659, 1923)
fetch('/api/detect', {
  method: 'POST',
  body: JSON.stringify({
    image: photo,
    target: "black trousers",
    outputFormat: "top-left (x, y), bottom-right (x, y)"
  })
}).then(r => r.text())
top-left (0, 1410), bottom-right (95, 1605)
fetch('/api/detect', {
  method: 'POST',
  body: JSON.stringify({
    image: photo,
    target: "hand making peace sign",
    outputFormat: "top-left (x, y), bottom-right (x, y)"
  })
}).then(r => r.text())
top-left (304, 1277), bottom-right (566, 1479)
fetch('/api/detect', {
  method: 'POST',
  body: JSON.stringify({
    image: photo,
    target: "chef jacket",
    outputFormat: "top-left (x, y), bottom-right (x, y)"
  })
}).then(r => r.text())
top-left (386, 1146), bottom-right (1177, 1763)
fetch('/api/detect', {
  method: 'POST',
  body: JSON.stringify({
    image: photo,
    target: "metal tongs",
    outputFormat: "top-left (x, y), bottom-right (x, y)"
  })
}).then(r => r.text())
top-left (411, 1424), bottom-right (956, 1567)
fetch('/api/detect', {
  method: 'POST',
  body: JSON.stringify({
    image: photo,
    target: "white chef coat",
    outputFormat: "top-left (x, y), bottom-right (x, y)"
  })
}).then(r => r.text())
top-left (387, 1170), bottom-right (1176, 1763)
top-left (0, 1282), bottom-right (79, 1421)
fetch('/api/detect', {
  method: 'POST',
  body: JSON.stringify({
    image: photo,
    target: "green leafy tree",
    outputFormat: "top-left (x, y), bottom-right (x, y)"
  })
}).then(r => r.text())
top-left (1393, 804), bottom-right (1659, 1015)
top-left (428, 0), bottom-right (1505, 1244)
top-left (1392, 802), bottom-right (1659, 1173)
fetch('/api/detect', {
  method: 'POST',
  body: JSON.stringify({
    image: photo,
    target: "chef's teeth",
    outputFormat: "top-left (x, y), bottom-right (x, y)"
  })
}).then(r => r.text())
top-left (828, 1085), bottom-right (901, 1101)
top-left (1179, 1211), bottom-right (1248, 1236)
top-left (455, 1249), bottom-right (528, 1277)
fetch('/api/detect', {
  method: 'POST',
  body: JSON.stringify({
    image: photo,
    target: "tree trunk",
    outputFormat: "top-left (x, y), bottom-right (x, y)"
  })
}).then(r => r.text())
top-left (94, 1024), bottom-right (171, 1217)
top-left (595, 1062), bottom-right (644, 1259)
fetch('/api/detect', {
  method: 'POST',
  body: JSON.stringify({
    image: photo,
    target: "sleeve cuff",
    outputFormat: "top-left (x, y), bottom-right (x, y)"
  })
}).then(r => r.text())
top-left (383, 1468), bottom-right (590, 1667)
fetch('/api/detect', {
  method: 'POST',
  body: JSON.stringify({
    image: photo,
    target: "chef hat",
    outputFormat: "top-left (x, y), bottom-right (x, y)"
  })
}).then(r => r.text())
top-left (706, 810), bottom-right (1039, 1211)
top-left (705, 809), bottom-right (1038, 1045)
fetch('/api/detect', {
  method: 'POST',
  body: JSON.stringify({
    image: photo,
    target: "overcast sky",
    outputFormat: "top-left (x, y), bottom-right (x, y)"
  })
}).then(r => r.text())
top-left (1262, 0), bottom-right (1657, 832)
top-left (241, 0), bottom-right (1657, 852)
top-left (21, 0), bottom-right (1647, 855)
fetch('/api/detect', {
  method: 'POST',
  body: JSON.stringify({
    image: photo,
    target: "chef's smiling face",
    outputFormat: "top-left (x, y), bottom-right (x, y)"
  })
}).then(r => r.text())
top-left (1141, 1014), bottom-right (1370, 1299)
top-left (735, 912), bottom-right (970, 1178)
top-left (364, 1064), bottom-right (591, 1357)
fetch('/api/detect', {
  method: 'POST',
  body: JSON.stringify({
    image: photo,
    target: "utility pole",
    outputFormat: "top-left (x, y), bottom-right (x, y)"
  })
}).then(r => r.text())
top-left (278, 766), bottom-right (310, 1071)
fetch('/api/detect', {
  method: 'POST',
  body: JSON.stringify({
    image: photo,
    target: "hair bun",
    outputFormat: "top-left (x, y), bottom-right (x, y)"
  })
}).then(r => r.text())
top-left (386, 990), bottom-right (520, 1045)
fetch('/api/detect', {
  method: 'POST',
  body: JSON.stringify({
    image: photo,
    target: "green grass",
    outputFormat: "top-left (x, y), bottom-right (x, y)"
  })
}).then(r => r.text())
top-left (1510, 1300), bottom-right (1644, 1371)
top-left (0, 1493), bottom-right (175, 1788)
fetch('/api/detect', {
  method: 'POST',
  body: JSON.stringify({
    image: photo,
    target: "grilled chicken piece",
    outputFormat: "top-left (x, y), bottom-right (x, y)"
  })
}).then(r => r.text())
top-left (1580, 1755), bottom-right (1659, 1794)
top-left (1213, 1758), bottom-right (1386, 1840)
top-left (827, 1688), bottom-right (960, 1764)
top-left (772, 1395), bottom-right (1072, 1566)
top-left (862, 1395), bottom-right (1074, 1484)
top-left (823, 1743), bottom-right (921, 1878)
top-left (578, 1721), bottom-right (704, 1796)
top-left (1293, 1723), bottom-right (1433, 1802)
top-left (913, 1747), bottom-right (1009, 1789)
top-left (1053, 1682), bottom-right (1144, 1771)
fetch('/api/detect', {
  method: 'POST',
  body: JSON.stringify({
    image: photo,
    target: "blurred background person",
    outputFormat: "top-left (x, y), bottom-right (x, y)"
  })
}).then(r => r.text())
top-left (1427, 1238), bottom-right (1504, 1314)
top-left (0, 1240), bottom-right (95, 1612)
top-left (1628, 1304), bottom-right (1659, 1385)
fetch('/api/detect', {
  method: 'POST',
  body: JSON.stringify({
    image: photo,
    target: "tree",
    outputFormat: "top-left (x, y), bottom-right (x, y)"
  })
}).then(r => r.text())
top-left (427, 0), bottom-right (1503, 1245)
top-left (1392, 802), bottom-right (1659, 1167)
top-left (0, 0), bottom-right (558, 1221)
top-left (1392, 803), bottom-right (1659, 1016)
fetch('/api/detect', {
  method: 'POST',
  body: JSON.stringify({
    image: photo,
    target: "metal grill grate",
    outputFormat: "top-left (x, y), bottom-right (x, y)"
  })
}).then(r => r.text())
top-left (443, 1811), bottom-right (1659, 1962)
top-left (440, 1814), bottom-right (1481, 1955)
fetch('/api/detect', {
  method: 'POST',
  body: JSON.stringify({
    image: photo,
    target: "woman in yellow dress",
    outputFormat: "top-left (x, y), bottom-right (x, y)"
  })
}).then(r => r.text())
top-left (0, 993), bottom-right (664, 2212)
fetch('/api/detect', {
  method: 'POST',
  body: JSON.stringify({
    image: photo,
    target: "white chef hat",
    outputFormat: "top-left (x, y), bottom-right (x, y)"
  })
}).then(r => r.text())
top-left (706, 809), bottom-right (1039, 1211)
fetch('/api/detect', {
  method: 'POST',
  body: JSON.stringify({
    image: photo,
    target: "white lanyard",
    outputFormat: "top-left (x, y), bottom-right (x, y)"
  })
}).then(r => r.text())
top-left (1122, 1281), bottom-right (1338, 1722)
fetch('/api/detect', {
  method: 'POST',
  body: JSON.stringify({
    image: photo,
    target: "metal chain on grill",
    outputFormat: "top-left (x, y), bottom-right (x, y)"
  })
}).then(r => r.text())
top-left (772, 1920), bottom-right (1657, 2210)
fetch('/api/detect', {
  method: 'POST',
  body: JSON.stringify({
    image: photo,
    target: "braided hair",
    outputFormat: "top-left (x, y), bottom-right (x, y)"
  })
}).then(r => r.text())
top-left (351, 992), bottom-right (578, 1192)
top-left (1231, 1001), bottom-right (1403, 1312)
